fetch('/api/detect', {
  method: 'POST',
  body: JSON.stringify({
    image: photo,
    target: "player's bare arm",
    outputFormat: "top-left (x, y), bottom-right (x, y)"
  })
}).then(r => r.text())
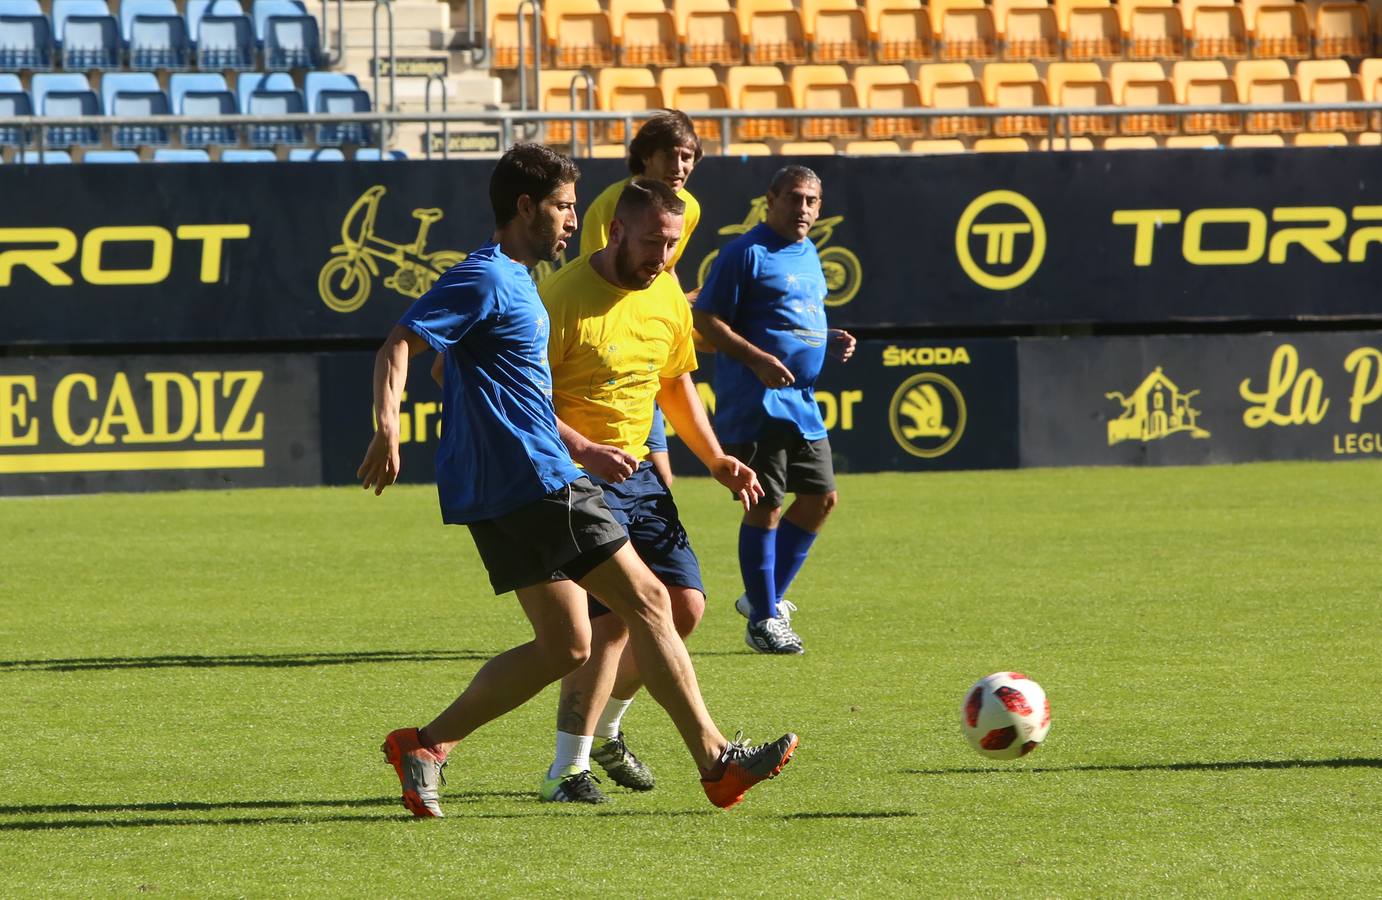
top-left (828, 328), bottom-right (857, 362)
top-left (429, 352), bottom-right (444, 386)
top-left (359, 325), bottom-right (431, 495)
top-left (657, 373), bottom-right (764, 510)
top-left (692, 309), bottom-right (794, 388)
top-left (554, 417), bottom-right (638, 483)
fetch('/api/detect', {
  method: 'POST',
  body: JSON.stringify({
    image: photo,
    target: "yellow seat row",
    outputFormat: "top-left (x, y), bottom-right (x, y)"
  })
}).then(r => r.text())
top-left (717, 131), bottom-right (1381, 153)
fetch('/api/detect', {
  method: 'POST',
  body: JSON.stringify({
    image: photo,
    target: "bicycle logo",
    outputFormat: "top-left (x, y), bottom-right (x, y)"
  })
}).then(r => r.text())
top-left (318, 185), bottom-right (467, 313)
top-left (696, 196), bottom-right (863, 307)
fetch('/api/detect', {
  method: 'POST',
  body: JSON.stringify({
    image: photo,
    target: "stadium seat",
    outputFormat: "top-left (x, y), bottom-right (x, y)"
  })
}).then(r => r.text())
top-left (0, 73), bottom-right (32, 145)
top-left (489, 0), bottom-right (539, 69)
top-left (355, 147), bottom-right (408, 160)
top-left (1165, 134), bottom-right (1221, 147)
top-left (83, 149), bottom-right (142, 161)
top-left (1060, 0), bottom-right (1122, 60)
top-left (1102, 135), bottom-right (1159, 148)
top-left (546, 0), bottom-right (614, 68)
top-left (171, 71), bottom-right (237, 146)
top-left (864, 0), bottom-right (933, 62)
top-left (1109, 61), bottom-right (1178, 135)
top-left (15, 149), bottom-right (74, 163)
top-left (153, 148), bottom-right (211, 161)
top-left (121, 0), bottom-right (190, 70)
top-left (0, 0), bottom-right (53, 70)
top-left (32, 72), bottom-right (101, 148)
top-left (932, 0), bottom-right (999, 60)
top-left (802, 0), bottom-right (871, 63)
top-left (974, 136), bottom-right (1031, 151)
top-left (674, 0), bottom-right (743, 65)
top-left (1121, 0), bottom-right (1185, 59)
top-left (193, 0), bottom-right (253, 70)
top-left (721, 141), bottom-right (772, 155)
top-left (102, 72), bottom-right (170, 147)
top-left (1228, 132), bottom-right (1286, 146)
top-left (1293, 130), bottom-right (1349, 145)
top-left (844, 139), bottom-right (904, 153)
top-left (659, 67), bottom-right (728, 141)
top-left (1180, 0), bottom-right (1248, 58)
top-left (539, 68), bottom-right (597, 145)
top-left (238, 71), bottom-right (305, 146)
top-left (1235, 59), bottom-right (1303, 133)
top-left (726, 65), bottom-right (796, 141)
top-left (778, 140), bottom-right (837, 154)
top-left (52, 0), bottom-right (119, 69)
top-left (983, 62), bottom-right (1049, 137)
top-left (1358, 57), bottom-right (1382, 99)
top-left (1243, 0), bottom-right (1310, 59)
top-left (908, 137), bottom-right (967, 152)
top-left (740, 0), bottom-right (807, 64)
top-left (221, 148), bottom-right (277, 160)
top-left (596, 67), bottom-right (662, 142)
top-left (1038, 135), bottom-right (1095, 148)
top-left (1172, 60), bottom-right (1240, 135)
top-left (306, 71), bottom-right (371, 146)
top-left (288, 147), bottom-right (345, 160)
top-left (609, 0), bottom-right (678, 66)
top-left (855, 64), bottom-right (925, 139)
top-left (1357, 130), bottom-right (1381, 143)
top-left (1048, 62), bottom-right (1116, 137)
top-left (1297, 59), bottom-right (1367, 133)
top-left (919, 62), bottom-right (989, 138)
top-left (250, 0), bottom-right (303, 42)
top-left (264, 12), bottom-right (319, 69)
top-left (992, 0), bottom-right (1059, 60)
top-left (791, 64), bottom-right (861, 139)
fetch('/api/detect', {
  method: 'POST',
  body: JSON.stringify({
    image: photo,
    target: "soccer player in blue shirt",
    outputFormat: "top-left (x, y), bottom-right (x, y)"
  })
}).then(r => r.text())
top-left (693, 165), bottom-right (857, 655)
top-left (360, 144), bottom-right (798, 816)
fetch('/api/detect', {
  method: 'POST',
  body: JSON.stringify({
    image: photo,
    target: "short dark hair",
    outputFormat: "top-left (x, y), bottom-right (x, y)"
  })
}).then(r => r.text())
top-left (490, 143), bottom-right (580, 227)
top-left (614, 177), bottom-right (687, 224)
top-left (628, 110), bottom-right (704, 175)
top-left (768, 164), bottom-right (821, 196)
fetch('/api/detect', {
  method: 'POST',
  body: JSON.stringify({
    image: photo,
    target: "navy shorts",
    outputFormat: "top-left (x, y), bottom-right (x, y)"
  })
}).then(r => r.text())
top-left (724, 423), bottom-right (836, 510)
top-left (586, 462), bottom-right (704, 618)
top-left (645, 406), bottom-right (669, 454)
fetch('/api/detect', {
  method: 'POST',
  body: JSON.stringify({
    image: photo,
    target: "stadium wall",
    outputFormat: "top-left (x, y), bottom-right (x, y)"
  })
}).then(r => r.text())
top-left (2, 153), bottom-right (1381, 494)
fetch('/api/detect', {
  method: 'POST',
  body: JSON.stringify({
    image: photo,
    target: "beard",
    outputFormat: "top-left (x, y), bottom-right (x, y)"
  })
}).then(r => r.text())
top-left (612, 241), bottom-right (662, 290)
top-left (530, 217), bottom-right (565, 263)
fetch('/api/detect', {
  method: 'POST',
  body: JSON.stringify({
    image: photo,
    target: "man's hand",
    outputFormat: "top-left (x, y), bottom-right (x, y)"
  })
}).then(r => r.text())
top-left (710, 455), bottom-right (764, 511)
top-left (357, 429), bottom-right (401, 495)
top-left (829, 328), bottom-right (857, 363)
top-left (751, 354), bottom-right (796, 389)
top-left (575, 441), bottom-right (638, 483)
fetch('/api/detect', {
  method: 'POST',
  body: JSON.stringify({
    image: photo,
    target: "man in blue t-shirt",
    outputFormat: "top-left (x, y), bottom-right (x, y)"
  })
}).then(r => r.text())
top-left (360, 144), bottom-right (798, 816)
top-left (693, 165), bottom-right (857, 656)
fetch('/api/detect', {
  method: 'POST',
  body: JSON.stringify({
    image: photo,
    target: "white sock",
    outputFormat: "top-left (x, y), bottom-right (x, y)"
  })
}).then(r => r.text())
top-left (548, 732), bottom-right (593, 779)
top-left (594, 698), bottom-right (634, 741)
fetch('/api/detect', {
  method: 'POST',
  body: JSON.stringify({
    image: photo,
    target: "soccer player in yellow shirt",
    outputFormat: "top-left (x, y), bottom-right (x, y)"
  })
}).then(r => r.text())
top-left (580, 110), bottom-right (704, 488)
top-left (537, 178), bottom-right (765, 802)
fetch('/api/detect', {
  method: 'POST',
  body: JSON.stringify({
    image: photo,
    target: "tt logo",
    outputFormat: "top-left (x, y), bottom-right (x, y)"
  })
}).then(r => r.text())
top-left (955, 190), bottom-right (1046, 291)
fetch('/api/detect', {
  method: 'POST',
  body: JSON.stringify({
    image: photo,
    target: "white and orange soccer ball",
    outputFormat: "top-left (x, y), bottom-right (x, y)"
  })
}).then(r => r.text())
top-left (961, 672), bottom-right (1052, 760)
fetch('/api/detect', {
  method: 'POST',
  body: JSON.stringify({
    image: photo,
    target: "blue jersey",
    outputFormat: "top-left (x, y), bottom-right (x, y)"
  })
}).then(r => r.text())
top-left (399, 241), bottom-right (583, 524)
top-left (694, 223), bottom-right (830, 443)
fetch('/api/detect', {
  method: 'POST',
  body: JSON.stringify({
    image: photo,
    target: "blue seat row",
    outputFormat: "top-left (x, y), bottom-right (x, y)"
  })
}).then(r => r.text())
top-left (1, 147), bottom-right (409, 162)
top-left (0, 0), bottom-right (320, 72)
top-left (0, 70), bottom-right (370, 148)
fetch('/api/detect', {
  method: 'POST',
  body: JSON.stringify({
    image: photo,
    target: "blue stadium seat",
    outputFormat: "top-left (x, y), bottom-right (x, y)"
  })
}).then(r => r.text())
top-left (0, 1), bottom-right (53, 71)
top-left (264, 14), bottom-right (319, 70)
top-left (305, 72), bottom-right (371, 145)
top-left (288, 147), bottom-right (343, 161)
top-left (15, 149), bottom-right (74, 163)
top-left (123, 0), bottom-right (190, 70)
top-left (221, 148), bottom-right (277, 161)
top-left (250, 0), bottom-right (306, 42)
top-left (52, 0), bottom-right (120, 69)
top-left (193, 0), bottom-right (253, 70)
top-left (103, 72), bottom-right (170, 147)
top-left (170, 72), bottom-right (237, 146)
top-left (0, 72), bottom-right (33, 145)
top-left (32, 72), bottom-right (100, 147)
top-left (354, 147), bottom-right (408, 160)
top-left (153, 148), bottom-right (211, 161)
top-left (237, 71), bottom-right (304, 146)
top-left (83, 149), bottom-right (141, 162)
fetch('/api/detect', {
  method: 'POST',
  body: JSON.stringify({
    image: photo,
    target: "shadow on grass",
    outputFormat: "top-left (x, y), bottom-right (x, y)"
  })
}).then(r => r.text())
top-left (782, 811), bottom-right (918, 820)
top-left (0, 650), bottom-right (493, 672)
top-left (904, 757), bottom-right (1382, 776)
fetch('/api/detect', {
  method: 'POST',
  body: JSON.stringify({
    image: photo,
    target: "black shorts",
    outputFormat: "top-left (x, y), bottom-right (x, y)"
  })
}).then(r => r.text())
top-left (467, 477), bottom-right (629, 595)
top-left (725, 425), bottom-right (836, 510)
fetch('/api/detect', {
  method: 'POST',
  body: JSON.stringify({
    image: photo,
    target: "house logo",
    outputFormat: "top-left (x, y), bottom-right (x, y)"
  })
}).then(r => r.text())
top-left (889, 372), bottom-right (967, 458)
top-left (1105, 367), bottom-right (1211, 446)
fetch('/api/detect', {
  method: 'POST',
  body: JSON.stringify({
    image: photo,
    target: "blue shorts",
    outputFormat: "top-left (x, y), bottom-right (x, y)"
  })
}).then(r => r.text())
top-left (586, 462), bottom-right (704, 617)
top-left (646, 406), bottom-right (668, 454)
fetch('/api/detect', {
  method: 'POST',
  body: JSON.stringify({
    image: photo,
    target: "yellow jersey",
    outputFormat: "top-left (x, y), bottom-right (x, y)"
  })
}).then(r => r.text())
top-left (540, 253), bottom-right (698, 460)
top-left (579, 177), bottom-right (702, 271)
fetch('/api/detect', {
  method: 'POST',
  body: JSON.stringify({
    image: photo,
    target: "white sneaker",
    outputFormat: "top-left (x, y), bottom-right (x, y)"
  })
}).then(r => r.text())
top-left (735, 595), bottom-right (797, 626)
top-left (745, 615), bottom-right (804, 655)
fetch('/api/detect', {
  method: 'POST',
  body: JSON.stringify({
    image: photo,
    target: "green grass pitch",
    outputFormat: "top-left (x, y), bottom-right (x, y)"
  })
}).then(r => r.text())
top-left (2, 462), bottom-right (1379, 896)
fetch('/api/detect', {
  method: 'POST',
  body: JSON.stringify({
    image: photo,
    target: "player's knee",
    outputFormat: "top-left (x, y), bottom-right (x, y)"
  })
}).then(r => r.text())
top-left (554, 636), bottom-right (592, 674)
top-left (671, 590), bottom-right (705, 637)
top-left (820, 490), bottom-right (839, 517)
top-left (627, 577), bottom-right (674, 632)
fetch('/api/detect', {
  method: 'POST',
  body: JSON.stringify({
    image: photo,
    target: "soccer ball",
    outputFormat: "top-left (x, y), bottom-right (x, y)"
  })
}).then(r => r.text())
top-left (961, 672), bottom-right (1051, 760)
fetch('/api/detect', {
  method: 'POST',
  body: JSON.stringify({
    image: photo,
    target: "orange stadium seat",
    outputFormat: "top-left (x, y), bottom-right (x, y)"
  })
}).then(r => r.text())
top-left (1039, 135), bottom-right (1096, 148)
top-left (1360, 57), bottom-right (1382, 129)
top-left (865, 0), bottom-right (934, 61)
top-left (598, 68), bottom-right (663, 142)
top-left (855, 64), bottom-right (926, 138)
top-left (919, 62), bottom-right (991, 138)
top-left (993, 0), bottom-right (1060, 59)
top-left (545, 0), bottom-right (614, 68)
top-left (539, 69), bottom-right (598, 145)
top-left (1059, 0), bottom-right (1123, 60)
top-left (660, 67), bottom-right (728, 141)
top-left (790, 65), bottom-right (862, 139)
top-left (723, 141), bottom-right (773, 154)
top-left (1121, 0), bottom-right (1186, 59)
top-left (1172, 60), bottom-right (1240, 134)
top-left (1165, 133), bottom-right (1222, 146)
top-left (674, 0), bottom-right (743, 65)
top-left (1242, 0), bottom-right (1310, 59)
top-left (1103, 135), bottom-right (1160, 147)
top-left (1181, 0), bottom-right (1248, 58)
top-left (1297, 59), bottom-right (1368, 132)
top-left (844, 139), bottom-right (905, 153)
top-left (1357, 130), bottom-right (1382, 142)
top-left (983, 63), bottom-right (1050, 136)
top-left (932, 0), bottom-right (999, 61)
top-left (726, 65), bottom-right (797, 140)
top-left (802, 0), bottom-right (871, 63)
top-left (490, 0), bottom-right (541, 69)
top-left (908, 138), bottom-right (968, 152)
top-left (739, 0), bottom-right (808, 64)
top-left (610, 0), bottom-right (679, 67)
top-left (1293, 130), bottom-right (1349, 144)
top-left (1048, 62), bottom-right (1117, 136)
top-left (1229, 133), bottom-right (1286, 145)
top-left (779, 140), bottom-right (838, 154)
top-left (1313, 1), bottom-right (1371, 58)
top-left (974, 136), bottom-right (1033, 150)
top-left (1110, 61), bottom-right (1179, 135)
top-left (1235, 59), bottom-right (1304, 132)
